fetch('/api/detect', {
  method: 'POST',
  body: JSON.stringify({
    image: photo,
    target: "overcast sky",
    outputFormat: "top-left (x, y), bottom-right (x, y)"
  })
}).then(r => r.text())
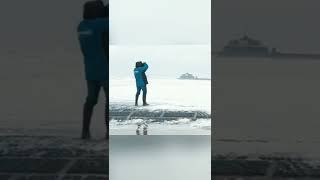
top-left (214, 0), bottom-right (320, 54)
top-left (0, 0), bottom-right (86, 53)
top-left (0, 0), bottom-right (210, 53)
top-left (1, 1), bottom-right (319, 53)
top-left (110, 0), bottom-right (211, 45)
top-left (109, 0), bottom-right (211, 78)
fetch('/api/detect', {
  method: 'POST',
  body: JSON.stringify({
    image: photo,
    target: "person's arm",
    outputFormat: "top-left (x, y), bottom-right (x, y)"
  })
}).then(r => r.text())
top-left (135, 63), bottom-right (148, 73)
top-left (140, 63), bottom-right (148, 72)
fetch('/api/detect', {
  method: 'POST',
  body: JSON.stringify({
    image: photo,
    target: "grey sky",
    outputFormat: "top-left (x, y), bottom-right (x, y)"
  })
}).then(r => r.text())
top-left (109, 0), bottom-right (211, 78)
top-left (110, 0), bottom-right (211, 45)
top-left (0, 0), bottom-right (86, 53)
top-left (214, 0), bottom-right (320, 54)
top-left (0, 0), bottom-right (210, 53)
top-left (0, 1), bottom-right (319, 53)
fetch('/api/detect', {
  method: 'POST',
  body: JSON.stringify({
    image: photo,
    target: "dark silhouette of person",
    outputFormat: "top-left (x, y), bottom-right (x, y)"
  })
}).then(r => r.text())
top-left (77, 1), bottom-right (109, 139)
top-left (134, 61), bottom-right (149, 106)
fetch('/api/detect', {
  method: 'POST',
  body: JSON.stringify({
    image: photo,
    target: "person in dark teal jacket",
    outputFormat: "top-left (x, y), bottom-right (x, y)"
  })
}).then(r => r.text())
top-left (78, 1), bottom-right (108, 139)
top-left (134, 61), bottom-right (149, 106)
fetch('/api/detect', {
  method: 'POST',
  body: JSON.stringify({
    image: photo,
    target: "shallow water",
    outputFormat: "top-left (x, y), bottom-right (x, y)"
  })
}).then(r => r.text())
top-left (109, 77), bottom-right (211, 135)
top-left (110, 118), bottom-right (211, 135)
top-left (214, 56), bottom-right (320, 158)
top-left (109, 135), bottom-right (211, 180)
top-left (110, 78), bottom-right (211, 112)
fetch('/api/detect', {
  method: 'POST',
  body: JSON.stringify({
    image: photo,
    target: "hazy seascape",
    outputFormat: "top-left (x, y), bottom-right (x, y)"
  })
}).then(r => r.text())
top-left (214, 56), bottom-right (320, 158)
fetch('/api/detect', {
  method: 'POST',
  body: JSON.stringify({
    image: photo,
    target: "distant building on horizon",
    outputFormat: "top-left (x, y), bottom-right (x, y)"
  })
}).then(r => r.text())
top-left (218, 34), bottom-right (320, 59)
top-left (178, 73), bottom-right (210, 80)
top-left (220, 34), bottom-right (270, 57)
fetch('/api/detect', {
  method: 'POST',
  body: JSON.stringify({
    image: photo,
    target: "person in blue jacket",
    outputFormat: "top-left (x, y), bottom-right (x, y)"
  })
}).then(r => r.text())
top-left (78, 1), bottom-right (108, 139)
top-left (134, 61), bottom-right (149, 106)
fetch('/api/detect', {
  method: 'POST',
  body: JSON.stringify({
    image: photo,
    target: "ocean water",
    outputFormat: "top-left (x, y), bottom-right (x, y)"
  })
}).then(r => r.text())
top-left (109, 45), bottom-right (211, 135)
top-left (109, 78), bottom-right (211, 135)
top-left (110, 78), bottom-right (211, 112)
top-left (109, 45), bottom-right (211, 79)
top-left (109, 135), bottom-right (211, 180)
top-left (0, 44), bottom-right (211, 137)
top-left (214, 56), bottom-right (320, 158)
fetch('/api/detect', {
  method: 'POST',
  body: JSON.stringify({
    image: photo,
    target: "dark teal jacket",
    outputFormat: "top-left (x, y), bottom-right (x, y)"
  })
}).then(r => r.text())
top-left (78, 18), bottom-right (108, 81)
top-left (134, 63), bottom-right (149, 87)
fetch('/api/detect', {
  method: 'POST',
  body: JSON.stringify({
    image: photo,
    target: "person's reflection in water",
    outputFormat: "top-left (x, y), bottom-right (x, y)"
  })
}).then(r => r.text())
top-left (77, 1), bottom-right (109, 139)
top-left (136, 122), bottom-right (148, 135)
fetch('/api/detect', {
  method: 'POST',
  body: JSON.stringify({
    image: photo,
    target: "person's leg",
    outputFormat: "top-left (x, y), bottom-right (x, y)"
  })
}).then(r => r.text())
top-left (82, 81), bottom-right (101, 139)
top-left (135, 86), bottom-right (142, 106)
top-left (102, 81), bottom-right (109, 139)
top-left (142, 85), bottom-right (149, 106)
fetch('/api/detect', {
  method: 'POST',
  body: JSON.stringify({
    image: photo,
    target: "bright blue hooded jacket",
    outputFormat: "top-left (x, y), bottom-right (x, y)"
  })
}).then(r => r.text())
top-left (78, 18), bottom-right (108, 81)
top-left (134, 63), bottom-right (149, 87)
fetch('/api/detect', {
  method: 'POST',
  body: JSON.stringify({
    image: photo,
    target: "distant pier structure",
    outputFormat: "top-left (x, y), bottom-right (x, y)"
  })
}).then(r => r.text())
top-left (178, 73), bottom-right (210, 80)
top-left (219, 34), bottom-right (320, 59)
top-left (220, 34), bottom-right (270, 57)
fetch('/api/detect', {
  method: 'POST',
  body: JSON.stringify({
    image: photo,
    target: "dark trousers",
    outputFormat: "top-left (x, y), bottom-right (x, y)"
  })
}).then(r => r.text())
top-left (82, 80), bottom-right (108, 134)
top-left (136, 85), bottom-right (147, 105)
top-left (136, 85), bottom-right (147, 97)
